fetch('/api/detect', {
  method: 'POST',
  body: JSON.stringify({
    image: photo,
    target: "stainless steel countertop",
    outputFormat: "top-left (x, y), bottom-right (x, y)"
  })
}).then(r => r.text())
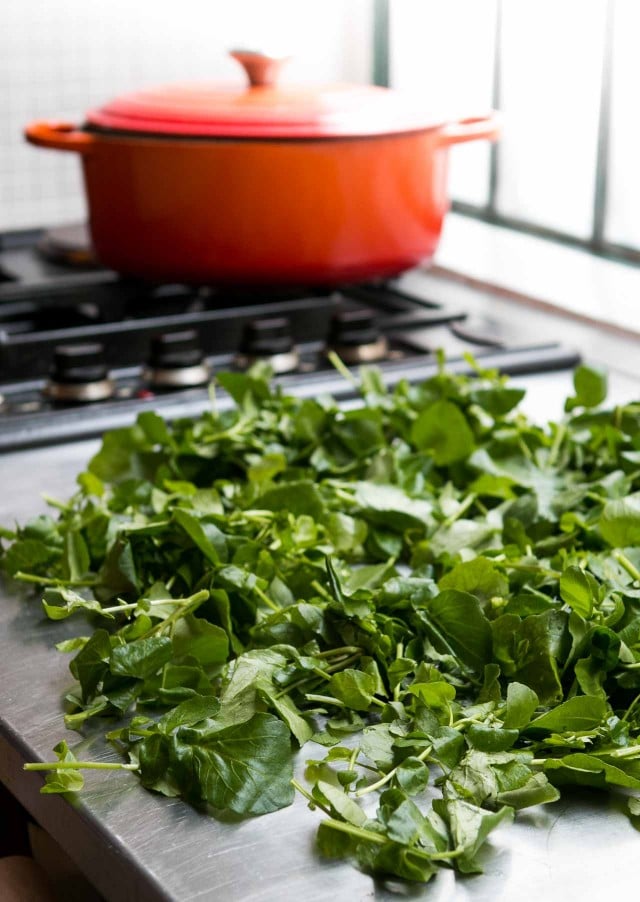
top-left (3, 345), bottom-right (640, 900)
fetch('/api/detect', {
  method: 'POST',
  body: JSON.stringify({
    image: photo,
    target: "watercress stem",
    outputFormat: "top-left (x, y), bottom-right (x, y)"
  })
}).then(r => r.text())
top-left (613, 550), bottom-right (640, 583)
top-left (355, 745), bottom-right (432, 797)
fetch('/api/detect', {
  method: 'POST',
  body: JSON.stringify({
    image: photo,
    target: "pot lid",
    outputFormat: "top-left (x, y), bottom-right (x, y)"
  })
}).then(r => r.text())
top-left (85, 50), bottom-right (445, 139)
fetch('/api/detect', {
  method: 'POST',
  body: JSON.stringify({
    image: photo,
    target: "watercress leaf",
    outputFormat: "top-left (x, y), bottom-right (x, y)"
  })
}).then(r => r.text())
top-left (248, 453), bottom-right (287, 485)
top-left (353, 482), bottom-right (433, 531)
top-left (55, 637), bottom-right (89, 654)
top-left (137, 732), bottom-right (177, 796)
top-left (388, 657), bottom-right (417, 692)
top-left (110, 636), bottom-right (174, 680)
top-left (88, 425), bottom-right (160, 482)
top-left (396, 757), bottom-right (430, 795)
top-left (359, 842), bottom-right (438, 883)
top-left (411, 399), bottom-right (475, 465)
top-left (491, 613), bottom-right (563, 704)
top-left (255, 481), bottom-right (324, 521)
top-left (173, 509), bottom-right (224, 565)
top-left (40, 741), bottom-right (84, 795)
top-left (407, 681), bottom-right (456, 718)
top-left (361, 723), bottom-right (396, 769)
top-left (326, 512), bottom-right (368, 554)
top-left (329, 669), bottom-right (377, 710)
top-left (315, 780), bottom-right (367, 827)
top-left (216, 370), bottom-right (271, 406)
top-left (385, 797), bottom-right (428, 845)
top-left (138, 410), bottom-right (174, 447)
top-left (157, 696), bottom-right (222, 734)
top-left (543, 753), bottom-right (640, 791)
top-left (191, 488), bottom-right (223, 516)
top-left (316, 820), bottom-right (358, 860)
top-left (470, 386), bottom-right (525, 417)
top-left (99, 538), bottom-right (139, 594)
top-left (525, 695), bottom-right (608, 735)
top-left (332, 407), bottom-right (384, 458)
top-left (263, 690), bottom-right (314, 746)
top-left (171, 712), bottom-right (294, 816)
top-left (436, 799), bottom-right (513, 874)
top-left (559, 566), bottom-right (597, 618)
top-left (141, 662), bottom-right (214, 704)
top-left (503, 683), bottom-right (539, 731)
top-left (380, 575), bottom-right (438, 607)
top-left (290, 398), bottom-right (327, 443)
top-left (77, 470), bottom-right (104, 497)
top-left (429, 519), bottom-right (499, 558)
top-left (428, 590), bottom-right (492, 673)
top-left (496, 772), bottom-right (560, 810)
top-left (216, 648), bottom-right (288, 728)
top-left (171, 614), bottom-right (229, 666)
top-left (565, 365), bottom-right (608, 411)
top-left (467, 724), bottom-right (519, 753)
top-left (42, 587), bottom-right (107, 621)
top-left (600, 494), bottom-right (640, 548)
top-left (69, 629), bottom-right (112, 702)
top-left (3, 537), bottom-right (61, 577)
top-left (342, 561), bottom-right (395, 595)
top-left (439, 557), bottom-right (508, 601)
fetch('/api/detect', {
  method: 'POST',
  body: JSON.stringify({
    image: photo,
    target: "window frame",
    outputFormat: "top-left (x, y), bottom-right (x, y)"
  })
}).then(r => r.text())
top-left (374, 0), bottom-right (640, 266)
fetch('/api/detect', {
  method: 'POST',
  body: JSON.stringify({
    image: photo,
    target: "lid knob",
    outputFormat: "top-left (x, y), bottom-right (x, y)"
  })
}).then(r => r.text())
top-left (229, 49), bottom-right (291, 89)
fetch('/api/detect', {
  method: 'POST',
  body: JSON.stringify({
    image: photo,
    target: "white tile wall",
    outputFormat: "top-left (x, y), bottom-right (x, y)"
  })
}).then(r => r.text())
top-left (0, 0), bottom-right (372, 231)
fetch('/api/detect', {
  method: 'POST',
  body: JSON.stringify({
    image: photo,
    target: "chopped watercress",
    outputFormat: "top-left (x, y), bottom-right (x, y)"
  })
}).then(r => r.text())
top-left (6, 360), bottom-right (640, 886)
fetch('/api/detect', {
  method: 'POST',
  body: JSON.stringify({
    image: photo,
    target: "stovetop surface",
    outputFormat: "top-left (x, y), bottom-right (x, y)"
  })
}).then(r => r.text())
top-left (0, 228), bottom-right (583, 451)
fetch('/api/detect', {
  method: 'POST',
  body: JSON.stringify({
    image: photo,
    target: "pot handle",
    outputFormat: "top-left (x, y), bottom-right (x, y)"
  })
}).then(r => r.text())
top-left (436, 112), bottom-right (501, 147)
top-left (24, 121), bottom-right (95, 154)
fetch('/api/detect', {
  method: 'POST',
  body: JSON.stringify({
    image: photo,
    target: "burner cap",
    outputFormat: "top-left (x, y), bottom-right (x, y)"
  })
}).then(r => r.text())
top-left (237, 317), bottom-right (299, 373)
top-left (45, 342), bottom-right (114, 402)
top-left (145, 329), bottom-right (210, 388)
top-left (240, 317), bottom-right (294, 356)
top-left (149, 329), bottom-right (205, 369)
top-left (327, 308), bottom-right (388, 364)
top-left (37, 223), bottom-right (98, 268)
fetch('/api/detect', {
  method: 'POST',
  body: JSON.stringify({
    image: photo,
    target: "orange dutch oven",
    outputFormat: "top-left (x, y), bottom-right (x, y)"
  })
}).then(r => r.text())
top-left (25, 51), bottom-right (500, 286)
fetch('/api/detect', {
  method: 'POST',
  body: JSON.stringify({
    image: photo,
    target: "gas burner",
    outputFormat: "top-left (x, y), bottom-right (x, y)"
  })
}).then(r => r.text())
top-left (237, 317), bottom-right (300, 373)
top-left (44, 343), bottom-right (115, 403)
top-left (36, 223), bottom-right (98, 268)
top-left (326, 308), bottom-right (388, 364)
top-left (144, 330), bottom-right (210, 388)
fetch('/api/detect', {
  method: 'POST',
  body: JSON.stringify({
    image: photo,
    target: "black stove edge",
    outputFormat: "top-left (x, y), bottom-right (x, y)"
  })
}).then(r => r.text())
top-left (0, 344), bottom-right (581, 454)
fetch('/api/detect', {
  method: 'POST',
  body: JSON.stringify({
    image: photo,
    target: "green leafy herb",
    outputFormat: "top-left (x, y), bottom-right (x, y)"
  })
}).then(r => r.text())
top-left (6, 360), bottom-right (640, 888)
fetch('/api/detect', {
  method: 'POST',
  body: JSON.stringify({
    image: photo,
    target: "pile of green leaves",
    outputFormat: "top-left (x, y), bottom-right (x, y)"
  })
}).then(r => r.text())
top-left (5, 359), bottom-right (640, 884)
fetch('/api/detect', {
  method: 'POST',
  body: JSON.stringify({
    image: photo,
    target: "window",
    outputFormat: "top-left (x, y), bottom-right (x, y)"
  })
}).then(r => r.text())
top-left (383, 0), bottom-right (640, 263)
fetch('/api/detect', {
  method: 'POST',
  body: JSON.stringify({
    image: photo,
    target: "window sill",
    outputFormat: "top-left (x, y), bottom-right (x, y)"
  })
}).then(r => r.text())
top-left (432, 213), bottom-right (640, 338)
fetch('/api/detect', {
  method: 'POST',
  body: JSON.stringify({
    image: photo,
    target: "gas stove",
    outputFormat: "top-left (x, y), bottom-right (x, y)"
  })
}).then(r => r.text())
top-left (0, 225), bottom-right (582, 452)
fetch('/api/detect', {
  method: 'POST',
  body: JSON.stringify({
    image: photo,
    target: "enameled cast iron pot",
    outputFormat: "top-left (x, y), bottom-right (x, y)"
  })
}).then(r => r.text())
top-left (25, 51), bottom-right (500, 286)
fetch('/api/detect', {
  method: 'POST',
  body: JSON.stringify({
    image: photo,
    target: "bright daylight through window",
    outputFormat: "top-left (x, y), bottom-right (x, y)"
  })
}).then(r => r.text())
top-left (390, 0), bottom-right (640, 261)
